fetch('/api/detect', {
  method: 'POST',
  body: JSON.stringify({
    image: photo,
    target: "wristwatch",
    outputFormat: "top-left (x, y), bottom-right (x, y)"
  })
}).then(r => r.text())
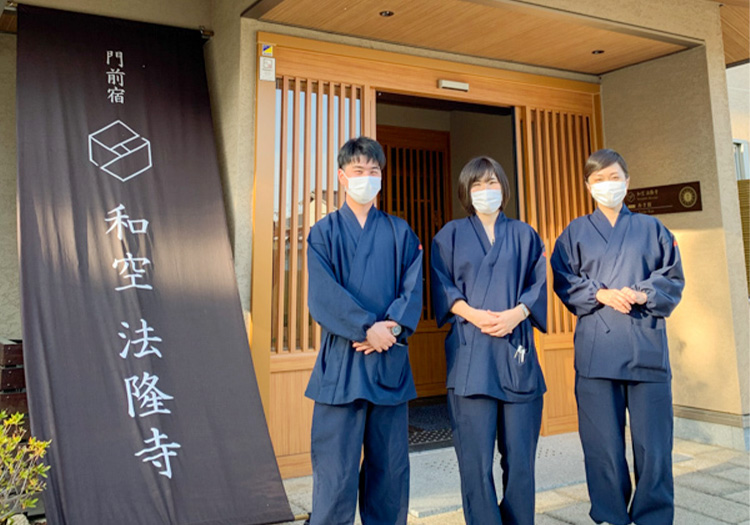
top-left (390, 324), bottom-right (402, 336)
top-left (519, 303), bottom-right (530, 319)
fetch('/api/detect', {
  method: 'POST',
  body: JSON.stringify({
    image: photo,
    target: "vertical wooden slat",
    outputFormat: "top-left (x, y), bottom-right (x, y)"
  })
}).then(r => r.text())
top-left (288, 79), bottom-right (301, 353)
top-left (549, 111), bottom-right (564, 334)
top-left (424, 149), bottom-right (433, 320)
top-left (313, 80), bottom-right (324, 352)
top-left (411, 149), bottom-right (417, 224)
top-left (540, 110), bottom-right (556, 334)
top-left (583, 116), bottom-right (595, 215)
top-left (315, 81), bottom-right (323, 223)
top-left (275, 77), bottom-right (290, 354)
top-left (436, 150), bottom-right (444, 229)
top-left (534, 110), bottom-right (547, 246)
top-left (565, 113), bottom-right (580, 221)
top-left (362, 85), bottom-right (374, 138)
top-left (550, 112), bottom-right (564, 239)
top-left (573, 115), bottom-right (588, 220)
top-left (525, 109), bottom-right (539, 229)
top-left (399, 148), bottom-right (406, 220)
top-left (418, 149), bottom-right (428, 318)
top-left (383, 145), bottom-right (393, 213)
top-left (515, 109), bottom-right (527, 221)
top-left (301, 79), bottom-right (312, 353)
top-left (327, 82), bottom-right (336, 214)
top-left (337, 84), bottom-right (347, 208)
top-left (559, 113), bottom-right (574, 334)
top-left (412, 149), bottom-right (419, 227)
top-left (406, 148), bottom-right (411, 224)
top-left (400, 148), bottom-right (407, 220)
top-left (350, 86), bottom-right (357, 139)
top-left (413, 150), bottom-right (422, 264)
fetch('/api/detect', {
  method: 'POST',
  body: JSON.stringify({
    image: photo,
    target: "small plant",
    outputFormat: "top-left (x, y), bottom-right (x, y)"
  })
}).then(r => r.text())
top-left (0, 411), bottom-right (51, 524)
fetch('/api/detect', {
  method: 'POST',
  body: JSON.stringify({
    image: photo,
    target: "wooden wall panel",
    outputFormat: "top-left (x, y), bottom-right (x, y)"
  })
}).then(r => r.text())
top-left (408, 325), bottom-right (448, 398)
top-left (517, 107), bottom-right (598, 435)
top-left (268, 354), bottom-right (318, 478)
top-left (536, 334), bottom-right (578, 435)
top-left (265, 33), bottom-right (599, 115)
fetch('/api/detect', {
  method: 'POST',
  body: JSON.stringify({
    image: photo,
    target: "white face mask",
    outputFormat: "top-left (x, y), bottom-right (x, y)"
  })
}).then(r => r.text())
top-left (589, 180), bottom-right (628, 208)
top-left (344, 175), bottom-right (381, 204)
top-left (471, 189), bottom-right (503, 215)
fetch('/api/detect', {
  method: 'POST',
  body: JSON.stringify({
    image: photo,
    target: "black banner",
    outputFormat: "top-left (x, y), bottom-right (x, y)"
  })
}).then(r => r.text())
top-left (17, 6), bottom-right (292, 524)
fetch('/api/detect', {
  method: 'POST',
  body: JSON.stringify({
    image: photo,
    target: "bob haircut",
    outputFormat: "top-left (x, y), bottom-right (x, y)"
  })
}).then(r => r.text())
top-left (584, 149), bottom-right (629, 182)
top-left (338, 136), bottom-right (386, 170)
top-left (457, 156), bottom-right (511, 215)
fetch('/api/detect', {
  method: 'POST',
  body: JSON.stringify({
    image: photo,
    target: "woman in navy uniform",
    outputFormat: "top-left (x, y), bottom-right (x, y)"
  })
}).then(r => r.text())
top-left (551, 149), bottom-right (684, 525)
top-left (431, 156), bottom-right (547, 525)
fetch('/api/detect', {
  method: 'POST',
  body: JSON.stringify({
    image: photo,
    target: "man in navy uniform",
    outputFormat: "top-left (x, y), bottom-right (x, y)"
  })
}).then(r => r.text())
top-left (305, 136), bottom-right (423, 525)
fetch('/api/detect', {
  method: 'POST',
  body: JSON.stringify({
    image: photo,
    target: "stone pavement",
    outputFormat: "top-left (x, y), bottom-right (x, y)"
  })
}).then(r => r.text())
top-left (282, 437), bottom-right (750, 524)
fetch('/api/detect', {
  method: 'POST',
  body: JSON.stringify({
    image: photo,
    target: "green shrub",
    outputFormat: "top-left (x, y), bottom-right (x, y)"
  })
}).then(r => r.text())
top-left (0, 412), bottom-right (50, 524)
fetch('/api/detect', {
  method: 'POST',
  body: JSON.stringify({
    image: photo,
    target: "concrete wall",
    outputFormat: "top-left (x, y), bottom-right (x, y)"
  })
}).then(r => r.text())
top-left (727, 63), bottom-right (750, 143)
top-left (601, 45), bottom-right (749, 446)
top-left (204, 0), bottom-right (256, 315)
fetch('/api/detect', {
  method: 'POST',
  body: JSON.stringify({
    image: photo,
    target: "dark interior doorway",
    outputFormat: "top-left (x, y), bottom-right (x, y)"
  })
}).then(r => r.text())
top-left (375, 92), bottom-right (517, 450)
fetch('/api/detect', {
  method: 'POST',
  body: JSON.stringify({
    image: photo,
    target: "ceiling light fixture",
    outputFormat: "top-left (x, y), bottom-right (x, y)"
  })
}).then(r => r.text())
top-left (379, 10), bottom-right (395, 17)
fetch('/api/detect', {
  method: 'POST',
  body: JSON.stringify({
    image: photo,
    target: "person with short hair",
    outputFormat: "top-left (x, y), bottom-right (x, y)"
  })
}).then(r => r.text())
top-left (305, 136), bottom-right (423, 525)
top-left (551, 149), bottom-right (685, 525)
top-left (431, 156), bottom-right (548, 525)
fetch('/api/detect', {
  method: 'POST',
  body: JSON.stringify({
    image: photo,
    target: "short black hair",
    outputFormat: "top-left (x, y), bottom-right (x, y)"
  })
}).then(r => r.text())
top-left (456, 156), bottom-right (511, 215)
top-left (584, 149), bottom-right (629, 181)
top-left (337, 136), bottom-right (386, 170)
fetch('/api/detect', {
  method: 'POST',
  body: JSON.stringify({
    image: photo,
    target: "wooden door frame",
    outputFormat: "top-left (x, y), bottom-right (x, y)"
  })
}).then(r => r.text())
top-left (252, 32), bottom-right (602, 477)
top-left (377, 124), bottom-right (453, 398)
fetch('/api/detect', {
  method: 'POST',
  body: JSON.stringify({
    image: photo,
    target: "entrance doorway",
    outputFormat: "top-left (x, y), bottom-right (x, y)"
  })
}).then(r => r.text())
top-left (375, 92), bottom-right (518, 449)
top-left (253, 32), bottom-right (601, 477)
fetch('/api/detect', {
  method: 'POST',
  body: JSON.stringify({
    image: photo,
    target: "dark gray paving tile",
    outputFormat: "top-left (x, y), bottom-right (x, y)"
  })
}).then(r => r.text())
top-left (676, 471), bottom-right (748, 496)
top-left (675, 485), bottom-right (749, 523)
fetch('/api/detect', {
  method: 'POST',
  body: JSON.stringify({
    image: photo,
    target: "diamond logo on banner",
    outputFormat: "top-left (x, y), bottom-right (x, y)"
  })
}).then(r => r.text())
top-left (88, 120), bottom-right (153, 182)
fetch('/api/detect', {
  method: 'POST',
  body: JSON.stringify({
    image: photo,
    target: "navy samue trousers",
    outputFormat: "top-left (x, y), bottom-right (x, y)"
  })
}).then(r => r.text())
top-left (576, 375), bottom-right (674, 525)
top-left (447, 389), bottom-right (543, 525)
top-left (309, 400), bottom-right (409, 525)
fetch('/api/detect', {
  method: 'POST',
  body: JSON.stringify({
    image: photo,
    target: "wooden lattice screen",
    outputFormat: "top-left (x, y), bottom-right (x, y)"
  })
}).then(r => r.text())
top-left (271, 77), bottom-right (363, 353)
top-left (517, 107), bottom-right (596, 336)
